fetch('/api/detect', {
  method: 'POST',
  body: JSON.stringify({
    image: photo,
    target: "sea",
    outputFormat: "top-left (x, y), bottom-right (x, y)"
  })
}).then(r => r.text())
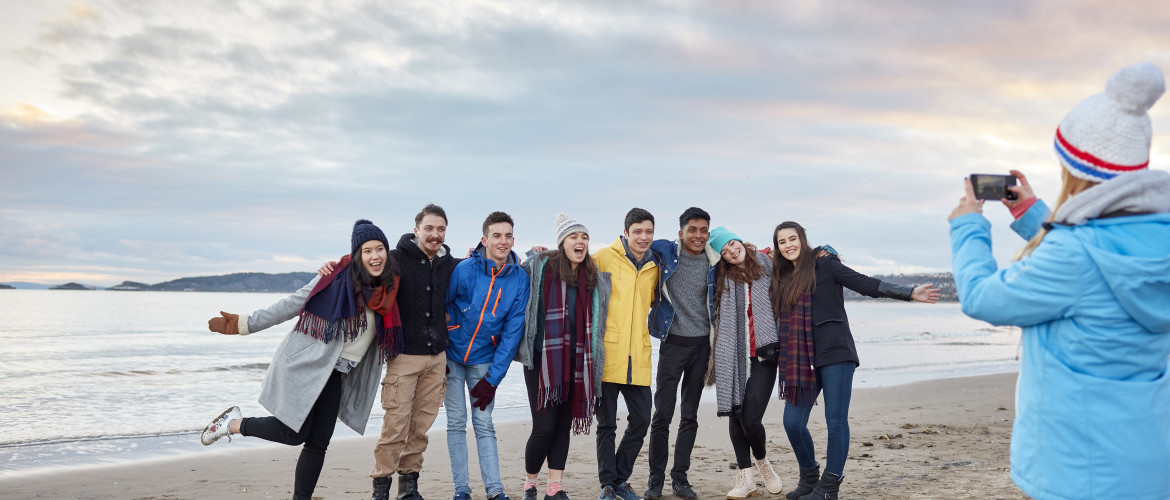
top-left (0, 290), bottom-right (1019, 476)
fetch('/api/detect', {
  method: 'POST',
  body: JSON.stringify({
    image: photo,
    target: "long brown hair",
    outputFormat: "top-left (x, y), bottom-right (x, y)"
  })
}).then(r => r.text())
top-left (1016, 168), bottom-right (1099, 259)
top-left (547, 239), bottom-right (599, 289)
top-left (770, 221), bottom-right (816, 315)
top-left (714, 241), bottom-right (765, 304)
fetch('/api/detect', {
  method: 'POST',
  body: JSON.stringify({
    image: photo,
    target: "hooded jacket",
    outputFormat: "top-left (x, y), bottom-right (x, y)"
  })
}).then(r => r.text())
top-left (445, 243), bottom-right (530, 387)
top-left (592, 237), bottom-right (659, 386)
top-left (950, 170), bottom-right (1170, 500)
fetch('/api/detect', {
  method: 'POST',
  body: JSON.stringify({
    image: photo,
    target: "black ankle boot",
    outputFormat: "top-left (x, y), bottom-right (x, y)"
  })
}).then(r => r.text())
top-left (398, 472), bottom-right (423, 500)
top-left (372, 476), bottom-right (393, 500)
top-left (785, 466), bottom-right (820, 500)
top-left (797, 471), bottom-right (842, 500)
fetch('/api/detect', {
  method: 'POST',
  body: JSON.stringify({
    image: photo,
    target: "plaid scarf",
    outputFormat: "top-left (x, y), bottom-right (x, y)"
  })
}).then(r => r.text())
top-left (538, 263), bottom-right (595, 434)
top-left (293, 254), bottom-right (404, 363)
top-left (777, 291), bottom-right (816, 406)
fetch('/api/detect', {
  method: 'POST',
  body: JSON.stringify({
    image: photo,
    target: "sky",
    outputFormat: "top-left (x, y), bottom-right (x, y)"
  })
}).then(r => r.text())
top-left (2, 0), bottom-right (1169, 287)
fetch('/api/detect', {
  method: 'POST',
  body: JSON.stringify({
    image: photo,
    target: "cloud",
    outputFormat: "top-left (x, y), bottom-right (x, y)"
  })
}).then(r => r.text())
top-left (2, 0), bottom-right (1170, 285)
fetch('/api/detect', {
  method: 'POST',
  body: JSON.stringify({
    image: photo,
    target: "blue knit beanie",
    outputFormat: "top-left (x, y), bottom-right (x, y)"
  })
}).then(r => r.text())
top-left (351, 219), bottom-right (389, 254)
top-left (707, 226), bottom-right (741, 254)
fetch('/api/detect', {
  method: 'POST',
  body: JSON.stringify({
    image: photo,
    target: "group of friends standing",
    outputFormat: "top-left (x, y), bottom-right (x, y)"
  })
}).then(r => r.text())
top-left (199, 62), bottom-right (1170, 500)
top-left (201, 203), bottom-right (939, 500)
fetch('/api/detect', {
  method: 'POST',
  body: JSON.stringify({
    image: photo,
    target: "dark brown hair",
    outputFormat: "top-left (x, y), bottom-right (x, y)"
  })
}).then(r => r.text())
top-left (770, 221), bottom-right (815, 314)
top-left (547, 239), bottom-right (599, 289)
top-left (350, 244), bottom-right (399, 292)
top-left (482, 211), bottom-right (514, 237)
top-left (414, 204), bottom-right (447, 226)
top-left (714, 241), bottom-right (765, 305)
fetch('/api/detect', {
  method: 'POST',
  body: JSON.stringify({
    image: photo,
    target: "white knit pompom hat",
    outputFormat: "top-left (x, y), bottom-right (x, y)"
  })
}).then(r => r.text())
top-left (555, 212), bottom-right (588, 248)
top-left (1055, 62), bottom-right (1165, 181)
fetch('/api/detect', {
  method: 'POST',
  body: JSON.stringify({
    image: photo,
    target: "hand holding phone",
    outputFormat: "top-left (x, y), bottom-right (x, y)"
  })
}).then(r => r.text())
top-left (970, 174), bottom-right (1018, 201)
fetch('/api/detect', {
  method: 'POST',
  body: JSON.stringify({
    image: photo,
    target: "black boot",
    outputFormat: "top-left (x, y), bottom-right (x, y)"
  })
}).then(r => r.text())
top-left (398, 472), bottom-right (423, 500)
top-left (372, 476), bottom-right (393, 500)
top-left (797, 471), bottom-right (842, 500)
top-left (785, 466), bottom-right (820, 500)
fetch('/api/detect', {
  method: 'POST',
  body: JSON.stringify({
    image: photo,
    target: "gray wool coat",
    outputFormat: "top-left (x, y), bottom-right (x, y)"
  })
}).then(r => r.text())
top-left (239, 276), bottom-right (382, 434)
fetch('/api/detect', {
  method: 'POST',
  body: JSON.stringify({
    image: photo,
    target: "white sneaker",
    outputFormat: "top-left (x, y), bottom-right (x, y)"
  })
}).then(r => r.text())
top-left (200, 406), bottom-right (242, 445)
top-left (727, 468), bottom-right (759, 499)
top-left (755, 458), bottom-right (783, 494)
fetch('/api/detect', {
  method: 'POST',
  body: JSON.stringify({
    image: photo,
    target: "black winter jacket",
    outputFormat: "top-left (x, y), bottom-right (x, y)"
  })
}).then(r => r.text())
top-left (811, 256), bottom-right (913, 368)
top-left (390, 232), bottom-right (459, 355)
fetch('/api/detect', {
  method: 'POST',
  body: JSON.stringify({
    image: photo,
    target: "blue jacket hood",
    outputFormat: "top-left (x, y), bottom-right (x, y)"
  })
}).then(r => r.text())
top-left (1077, 214), bottom-right (1170, 332)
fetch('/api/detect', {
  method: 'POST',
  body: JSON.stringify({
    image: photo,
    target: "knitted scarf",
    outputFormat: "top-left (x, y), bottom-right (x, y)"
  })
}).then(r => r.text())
top-left (708, 269), bottom-right (779, 417)
top-left (777, 291), bottom-right (816, 406)
top-left (538, 263), bottom-right (595, 434)
top-left (293, 254), bottom-right (404, 363)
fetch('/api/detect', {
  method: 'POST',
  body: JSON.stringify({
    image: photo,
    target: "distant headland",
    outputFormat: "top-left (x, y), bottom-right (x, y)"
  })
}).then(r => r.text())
top-left (2, 271), bottom-right (957, 299)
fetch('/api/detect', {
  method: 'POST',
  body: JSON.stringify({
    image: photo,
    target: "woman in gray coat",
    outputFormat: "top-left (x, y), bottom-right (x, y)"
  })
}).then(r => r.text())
top-left (201, 219), bottom-right (402, 500)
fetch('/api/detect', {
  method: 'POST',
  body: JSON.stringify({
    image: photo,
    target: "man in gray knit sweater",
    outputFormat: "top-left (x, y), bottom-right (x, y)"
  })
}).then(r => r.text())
top-left (645, 207), bottom-right (720, 500)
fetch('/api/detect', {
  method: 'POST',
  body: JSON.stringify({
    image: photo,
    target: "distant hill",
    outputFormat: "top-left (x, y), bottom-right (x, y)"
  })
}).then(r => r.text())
top-left (843, 272), bottom-right (957, 301)
top-left (0, 284), bottom-right (14, 290)
top-left (50, 282), bottom-right (96, 290)
top-left (149, 272), bottom-right (317, 293)
top-left (1, 282), bottom-right (53, 289)
top-left (108, 281), bottom-right (152, 291)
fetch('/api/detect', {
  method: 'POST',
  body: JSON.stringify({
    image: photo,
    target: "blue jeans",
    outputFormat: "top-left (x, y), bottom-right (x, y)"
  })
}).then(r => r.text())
top-left (446, 360), bottom-right (503, 497)
top-left (782, 361), bottom-right (856, 476)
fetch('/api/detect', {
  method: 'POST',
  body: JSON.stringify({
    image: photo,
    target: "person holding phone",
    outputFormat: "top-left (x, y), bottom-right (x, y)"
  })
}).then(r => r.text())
top-left (771, 221), bottom-right (940, 500)
top-left (949, 62), bottom-right (1170, 499)
top-left (200, 219), bottom-right (402, 500)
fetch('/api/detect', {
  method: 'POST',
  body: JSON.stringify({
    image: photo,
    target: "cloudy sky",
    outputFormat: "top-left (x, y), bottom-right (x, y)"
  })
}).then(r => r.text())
top-left (2, 0), bottom-right (1169, 287)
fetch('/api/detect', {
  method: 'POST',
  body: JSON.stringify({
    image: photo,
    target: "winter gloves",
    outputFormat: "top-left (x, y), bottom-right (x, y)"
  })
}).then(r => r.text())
top-left (469, 378), bottom-right (497, 411)
top-left (208, 311), bottom-right (240, 335)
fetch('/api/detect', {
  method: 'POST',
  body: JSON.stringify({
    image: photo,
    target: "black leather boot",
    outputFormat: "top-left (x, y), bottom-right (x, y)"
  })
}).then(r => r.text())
top-left (398, 472), bottom-right (423, 500)
top-left (798, 471), bottom-right (842, 500)
top-left (372, 476), bottom-right (393, 500)
top-left (785, 466), bottom-right (820, 500)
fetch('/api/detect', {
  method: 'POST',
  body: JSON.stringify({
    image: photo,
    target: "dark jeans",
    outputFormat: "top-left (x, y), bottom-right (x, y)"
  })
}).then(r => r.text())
top-left (596, 382), bottom-right (652, 488)
top-left (524, 364), bottom-right (574, 474)
top-left (240, 370), bottom-right (343, 500)
top-left (782, 361), bottom-right (856, 476)
top-left (729, 357), bottom-right (777, 468)
top-left (648, 342), bottom-right (709, 480)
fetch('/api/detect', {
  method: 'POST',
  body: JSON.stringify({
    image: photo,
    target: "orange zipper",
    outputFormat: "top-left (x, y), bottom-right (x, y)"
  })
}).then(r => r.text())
top-left (463, 263), bottom-right (505, 363)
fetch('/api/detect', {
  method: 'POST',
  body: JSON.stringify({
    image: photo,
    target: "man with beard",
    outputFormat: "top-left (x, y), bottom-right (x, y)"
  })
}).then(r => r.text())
top-left (319, 204), bottom-right (457, 500)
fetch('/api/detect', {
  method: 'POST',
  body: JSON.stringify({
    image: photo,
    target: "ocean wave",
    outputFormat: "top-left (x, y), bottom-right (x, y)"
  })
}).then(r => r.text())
top-left (854, 326), bottom-right (1014, 343)
top-left (0, 429), bottom-right (198, 449)
top-left (88, 363), bottom-right (269, 378)
top-left (859, 357), bottom-right (1020, 372)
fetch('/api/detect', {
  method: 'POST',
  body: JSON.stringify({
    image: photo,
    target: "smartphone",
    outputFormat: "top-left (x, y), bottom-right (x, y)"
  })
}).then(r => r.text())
top-left (970, 174), bottom-right (1018, 201)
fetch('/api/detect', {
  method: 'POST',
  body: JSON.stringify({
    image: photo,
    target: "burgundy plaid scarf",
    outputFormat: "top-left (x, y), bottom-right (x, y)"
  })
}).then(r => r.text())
top-left (777, 291), bottom-right (817, 406)
top-left (538, 264), bottom-right (595, 434)
top-left (293, 254), bottom-right (404, 363)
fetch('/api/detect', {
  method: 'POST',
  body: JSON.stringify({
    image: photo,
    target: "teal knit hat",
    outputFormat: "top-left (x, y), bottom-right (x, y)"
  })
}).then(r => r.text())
top-left (707, 226), bottom-right (741, 254)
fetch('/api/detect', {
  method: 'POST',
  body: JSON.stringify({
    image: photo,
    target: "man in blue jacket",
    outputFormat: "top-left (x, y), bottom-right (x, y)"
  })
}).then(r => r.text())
top-left (445, 211), bottom-right (531, 500)
top-left (644, 207), bottom-right (718, 500)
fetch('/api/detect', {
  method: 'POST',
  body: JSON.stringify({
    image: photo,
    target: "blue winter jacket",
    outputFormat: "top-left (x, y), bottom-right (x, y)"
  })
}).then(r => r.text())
top-left (951, 211), bottom-right (1170, 500)
top-left (445, 244), bottom-right (530, 387)
top-left (648, 239), bottom-right (719, 341)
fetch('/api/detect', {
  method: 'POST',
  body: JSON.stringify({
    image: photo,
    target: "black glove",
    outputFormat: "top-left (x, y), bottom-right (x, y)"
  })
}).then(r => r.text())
top-left (469, 378), bottom-right (497, 411)
top-left (757, 343), bottom-right (780, 364)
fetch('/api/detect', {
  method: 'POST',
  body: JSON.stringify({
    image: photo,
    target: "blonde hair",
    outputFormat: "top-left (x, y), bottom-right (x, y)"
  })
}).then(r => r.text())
top-left (1016, 169), bottom-right (1100, 259)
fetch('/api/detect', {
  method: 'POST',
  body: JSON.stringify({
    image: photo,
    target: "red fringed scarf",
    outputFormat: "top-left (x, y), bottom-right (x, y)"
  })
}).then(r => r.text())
top-left (293, 254), bottom-right (404, 363)
top-left (538, 263), bottom-right (595, 434)
top-left (778, 291), bottom-right (817, 406)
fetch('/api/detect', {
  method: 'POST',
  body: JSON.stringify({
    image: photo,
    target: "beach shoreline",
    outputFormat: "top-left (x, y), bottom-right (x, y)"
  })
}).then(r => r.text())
top-left (0, 372), bottom-right (1025, 499)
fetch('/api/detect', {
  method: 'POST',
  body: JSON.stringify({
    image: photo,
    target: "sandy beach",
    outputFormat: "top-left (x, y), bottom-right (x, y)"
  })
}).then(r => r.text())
top-left (2, 372), bottom-right (1024, 499)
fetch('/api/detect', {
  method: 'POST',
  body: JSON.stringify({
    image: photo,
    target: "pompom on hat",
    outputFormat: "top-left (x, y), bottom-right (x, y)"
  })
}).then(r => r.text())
top-left (351, 219), bottom-right (389, 254)
top-left (555, 212), bottom-right (588, 248)
top-left (1055, 62), bottom-right (1165, 181)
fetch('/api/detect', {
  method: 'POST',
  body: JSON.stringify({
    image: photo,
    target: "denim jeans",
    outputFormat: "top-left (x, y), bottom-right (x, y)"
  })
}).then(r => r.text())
top-left (445, 360), bottom-right (503, 497)
top-left (782, 361), bottom-right (856, 476)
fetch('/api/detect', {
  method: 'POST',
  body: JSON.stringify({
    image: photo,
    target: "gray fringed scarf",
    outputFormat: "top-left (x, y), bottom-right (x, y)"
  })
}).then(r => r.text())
top-left (707, 255), bottom-right (778, 416)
